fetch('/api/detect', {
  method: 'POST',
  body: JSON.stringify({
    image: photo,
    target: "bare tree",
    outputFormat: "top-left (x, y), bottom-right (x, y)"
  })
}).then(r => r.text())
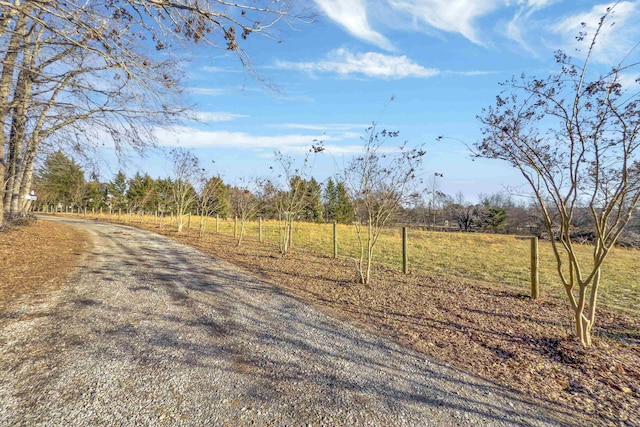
top-left (169, 148), bottom-right (200, 233)
top-left (0, 1), bottom-right (308, 227)
top-left (229, 179), bottom-right (261, 246)
top-left (475, 8), bottom-right (640, 347)
top-left (345, 124), bottom-right (425, 284)
top-left (196, 175), bottom-right (229, 238)
top-left (448, 192), bottom-right (476, 232)
top-left (267, 150), bottom-right (319, 256)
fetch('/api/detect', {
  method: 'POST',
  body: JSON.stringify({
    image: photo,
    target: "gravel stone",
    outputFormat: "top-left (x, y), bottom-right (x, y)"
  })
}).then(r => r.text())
top-left (0, 216), bottom-right (578, 426)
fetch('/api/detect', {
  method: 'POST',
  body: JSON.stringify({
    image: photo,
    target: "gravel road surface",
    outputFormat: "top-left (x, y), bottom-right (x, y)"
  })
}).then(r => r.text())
top-left (0, 216), bottom-right (578, 426)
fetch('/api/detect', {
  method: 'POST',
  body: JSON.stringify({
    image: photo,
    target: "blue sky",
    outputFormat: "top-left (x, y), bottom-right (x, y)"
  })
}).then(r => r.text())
top-left (101, 0), bottom-right (640, 204)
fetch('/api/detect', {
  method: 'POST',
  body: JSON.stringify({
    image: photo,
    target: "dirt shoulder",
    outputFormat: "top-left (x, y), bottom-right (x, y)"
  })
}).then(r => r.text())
top-left (0, 218), bottom-right (91, 311)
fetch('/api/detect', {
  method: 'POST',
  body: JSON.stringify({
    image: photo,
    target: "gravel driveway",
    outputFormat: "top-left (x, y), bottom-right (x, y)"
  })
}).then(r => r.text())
top-left (0, 216), bottom-right (578, 426)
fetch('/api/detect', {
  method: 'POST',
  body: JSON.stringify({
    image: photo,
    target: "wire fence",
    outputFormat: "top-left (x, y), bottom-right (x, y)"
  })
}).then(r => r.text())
top-left (44, 206), bottom-right (640, 313)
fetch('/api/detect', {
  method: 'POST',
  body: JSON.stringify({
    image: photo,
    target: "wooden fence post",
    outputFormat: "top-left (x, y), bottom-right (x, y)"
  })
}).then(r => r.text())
top-left (216, 214), bottom-right (219, 232)
top-left (402, 227), bottom-right (408, 274)
top-left (531, 236), bottom-right (539, 299)
top-left (259, 217), bottom-right (263, 243)
top-left (333, 221), bottom-right (338, 258)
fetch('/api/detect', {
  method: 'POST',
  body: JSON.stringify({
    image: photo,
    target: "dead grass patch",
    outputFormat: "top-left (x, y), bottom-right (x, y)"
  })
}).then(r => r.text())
top-left (0, 218), bottom-right (90, 311)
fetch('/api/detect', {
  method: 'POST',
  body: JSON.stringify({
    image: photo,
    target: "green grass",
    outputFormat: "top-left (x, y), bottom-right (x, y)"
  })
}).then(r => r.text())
top-left (95, 212), bottom-right (640, 316)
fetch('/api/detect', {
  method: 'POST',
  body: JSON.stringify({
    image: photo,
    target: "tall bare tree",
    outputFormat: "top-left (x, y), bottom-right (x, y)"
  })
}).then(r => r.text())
top-left (0, 0), bottom-right (307, 226)
top-left (345, 124), bottom-right (425, 284)
top-left (169, 148), bottom-right (200, 232)
top-left (475, 7), bottom-right (640, 347)
top-left (266, 149), bottom-right (319, 256)
top-left (196, 175), bottom-right (229, 238)
top-left (229, 179), bottom-right (261, 246)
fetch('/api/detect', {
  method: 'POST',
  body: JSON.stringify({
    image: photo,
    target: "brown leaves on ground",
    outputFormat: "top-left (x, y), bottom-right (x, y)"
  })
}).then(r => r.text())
top-left (152, 226), bottom-right (639, 427)
top-left (0, 219), bottom-right (90, 311)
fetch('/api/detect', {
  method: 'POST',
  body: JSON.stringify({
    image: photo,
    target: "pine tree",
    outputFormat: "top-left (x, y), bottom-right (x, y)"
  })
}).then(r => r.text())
top-left (35, 151), bottom-right (85, 209)
top-left (324, 178), bottom-right (337, 221)
top-left (334, 181), bottom-right (354, 224)
top-left (108, 171), bottom-right (128, 211)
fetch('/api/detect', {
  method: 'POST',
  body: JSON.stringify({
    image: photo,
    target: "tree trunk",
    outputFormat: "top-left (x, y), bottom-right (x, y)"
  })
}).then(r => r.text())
top-left (237, 220), bottom-right (246, 246)
top-left (0, 5), bottom-right (32, 223)
top-left (7, 27), bottom-right (36, 214)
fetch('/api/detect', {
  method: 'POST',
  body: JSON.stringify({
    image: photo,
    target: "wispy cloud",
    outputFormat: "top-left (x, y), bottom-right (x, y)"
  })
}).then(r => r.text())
top-left (187, 87), bottom-right (230, 96)
top-left (272, 123), bottom-right (368, 131)
top-left (618, 72), bottom-right (640, 89)
top-left (190, 111), bottom-right (249, 123)
top-left (505, 1), bottom-right (553, 55)
top-left (275, 48), bottom-right (438, 79)
top-left (388, 0), bottom-right (504, 45)
top-left (314, 0), bottom-right (393, 50)
top-left (200, 65), bottom-right (239, 73)
top-left (154, 126), bottom-right (334, 149)
top-left (551, 1), bottom-right (640, 64)
top-left (442, 69), bottom-right (500, 76)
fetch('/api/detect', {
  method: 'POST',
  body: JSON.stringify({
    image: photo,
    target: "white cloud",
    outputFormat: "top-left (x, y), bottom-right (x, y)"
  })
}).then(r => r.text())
top-left (388, 0), bottom-right (503, 45)
top-left (272, 123), bottom-right (367, 131)
top-left (275, 48), bottom-right (439, 79)
top-left (504, 0), bottom-right (556, 54)
top-left (442, 70), bottom-right (500, 76)
top-left (551, 2), bottom-right (640, 64)
top-left (506, 8), bottom-right (533, 51)
top-left (154, 126), bottom-right (335, 149)
top-left (187, 87), bottom-right (229, 96)
top-left (191, 111), bottom-right (249, 123)
top-left (200, 65), bottom-right (239, 73)
top-left (314, 0), bottom-right (393, 50)
top-left (618, 72), bottom-right (640, 89)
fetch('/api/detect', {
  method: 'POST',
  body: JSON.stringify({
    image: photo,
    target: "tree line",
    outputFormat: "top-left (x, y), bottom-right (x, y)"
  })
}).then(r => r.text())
top-left (38, 148), bottom-right (640, 244)
top-left (32, 150), bottom-right (355, 225)
top-left (0, 0), bottom-right (305, 227)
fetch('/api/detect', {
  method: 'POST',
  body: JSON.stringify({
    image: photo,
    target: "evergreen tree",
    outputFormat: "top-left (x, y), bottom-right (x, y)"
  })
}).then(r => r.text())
top-left (303, 177), bottom-right (323, 222)
top-left (155, 178), bottom-right (175, 215)
top-left (83, 181), bottom-right (105, 210)
top-left (334, 182), bottom-right (354, 224)
top-left (203, 176), bottom-right (231, 217)
top-left (323, 178), bottom-right (337, 221)
top-left (35, 151), bottom-right (85, 209)
top-left (477, 205), bottom-right (507, 233)
top-left (108, 171), bottom-right (128, 211)
top-left (127, 172), bottom-right (156, 213)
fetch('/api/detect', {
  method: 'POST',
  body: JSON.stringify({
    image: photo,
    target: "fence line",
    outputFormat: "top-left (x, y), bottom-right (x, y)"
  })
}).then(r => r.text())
top-left (44, 208), bottom-right (640, 307)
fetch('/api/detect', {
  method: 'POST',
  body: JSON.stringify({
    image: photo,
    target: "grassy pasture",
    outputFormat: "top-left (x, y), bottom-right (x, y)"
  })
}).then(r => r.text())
top-left (94, 211), bottom-right (640, 315)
